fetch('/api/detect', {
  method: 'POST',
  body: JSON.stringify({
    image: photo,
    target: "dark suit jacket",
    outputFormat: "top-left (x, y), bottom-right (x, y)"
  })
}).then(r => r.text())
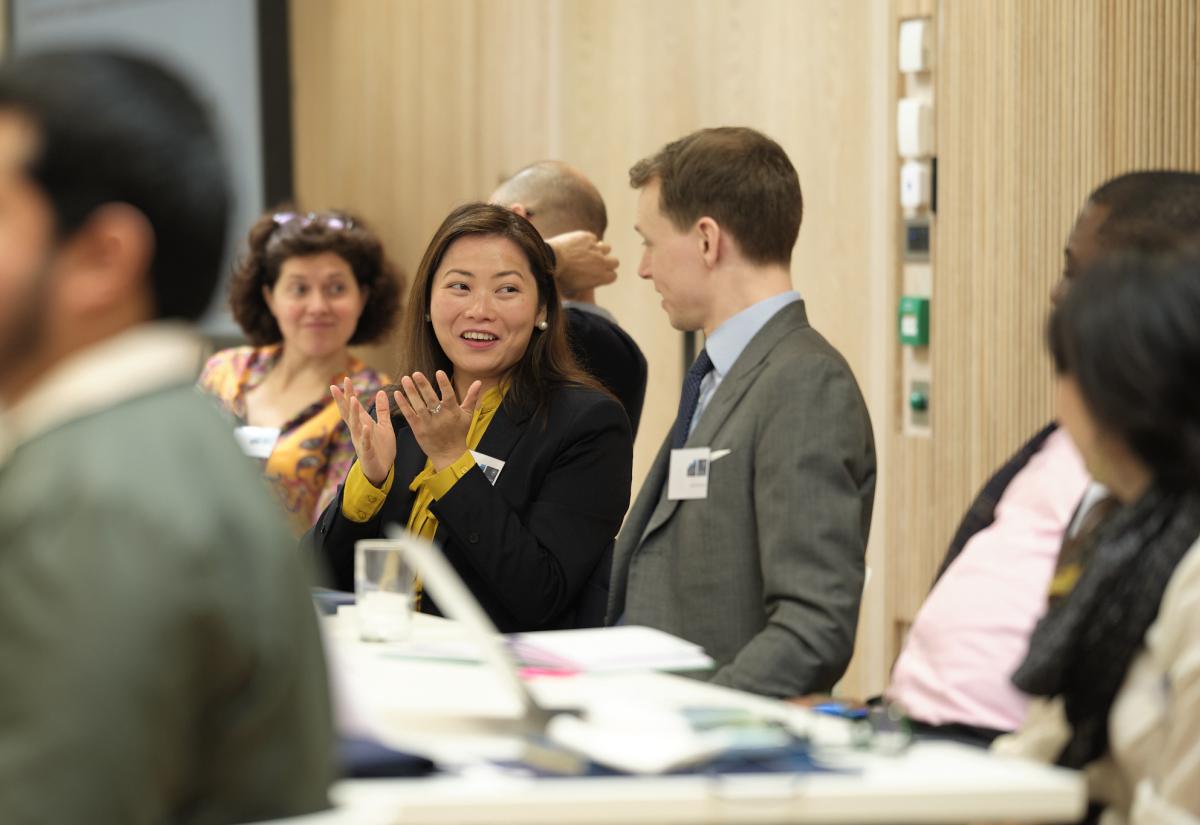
top-left (608, 301), bottom-right (877, 698)
top-left (565, 306), bottom-right (648, 439)
top-left (311, 384), bottom-right (633, 632)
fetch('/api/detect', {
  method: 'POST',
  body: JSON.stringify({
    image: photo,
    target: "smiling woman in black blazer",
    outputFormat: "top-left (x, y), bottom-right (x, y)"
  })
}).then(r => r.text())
top-left (310, 203), bottom-right (632, 631)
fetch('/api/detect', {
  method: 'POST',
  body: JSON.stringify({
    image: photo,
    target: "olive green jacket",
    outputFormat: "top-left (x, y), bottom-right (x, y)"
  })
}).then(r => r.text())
top-left (0, 325), bottom-right (334, 824)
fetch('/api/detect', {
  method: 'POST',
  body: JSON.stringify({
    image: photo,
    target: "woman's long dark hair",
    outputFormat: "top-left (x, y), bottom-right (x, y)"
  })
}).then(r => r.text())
top-left (395, 202), bottom-right (599, 415)
top-left (1047, 250), bottom-right (1200, 491)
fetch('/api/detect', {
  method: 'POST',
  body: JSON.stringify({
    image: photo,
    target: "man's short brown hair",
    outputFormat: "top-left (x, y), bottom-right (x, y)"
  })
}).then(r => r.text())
top-left (629, 127), bottom-right (803, 266)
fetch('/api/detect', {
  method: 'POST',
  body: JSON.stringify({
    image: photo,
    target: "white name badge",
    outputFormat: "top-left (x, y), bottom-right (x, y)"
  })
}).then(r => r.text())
top-left (668, 447), bottom-right (732, 500)
top-left (234, 426), bottom-right (281, 460)
top-left (471, 450), bottom-right (506, 485)
top-left (669, 447), bottom-right (712, 500)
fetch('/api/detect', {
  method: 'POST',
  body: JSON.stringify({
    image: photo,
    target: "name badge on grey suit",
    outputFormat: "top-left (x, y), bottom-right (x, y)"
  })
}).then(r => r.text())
top-left (668, 447), bottom-right (731, 500)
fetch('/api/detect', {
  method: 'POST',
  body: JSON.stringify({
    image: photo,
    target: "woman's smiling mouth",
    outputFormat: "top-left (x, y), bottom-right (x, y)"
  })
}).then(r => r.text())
top-left (460, 329), bottom-right (500, 348)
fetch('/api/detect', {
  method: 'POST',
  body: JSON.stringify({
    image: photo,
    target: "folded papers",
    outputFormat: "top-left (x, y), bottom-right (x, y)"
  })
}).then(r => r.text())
top-left (510, 626), bottom-right (714, 674)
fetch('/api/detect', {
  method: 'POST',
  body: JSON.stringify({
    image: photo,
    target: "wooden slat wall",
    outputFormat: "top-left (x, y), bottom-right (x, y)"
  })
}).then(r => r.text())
top-left (290, 0), bottom-right (895, 695)
top-left (290, 0), bottom-right (893, 489)
top-left (291, 0), bottom-right (1198, 694)
top-left (886, 0), bottom-right (1200, 660)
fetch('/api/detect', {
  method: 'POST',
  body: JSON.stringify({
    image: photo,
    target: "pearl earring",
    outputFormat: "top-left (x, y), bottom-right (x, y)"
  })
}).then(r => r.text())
top-left (537, 320), bottom-right (548, 331)
top-left (425, 313), bottom-right (431, 322)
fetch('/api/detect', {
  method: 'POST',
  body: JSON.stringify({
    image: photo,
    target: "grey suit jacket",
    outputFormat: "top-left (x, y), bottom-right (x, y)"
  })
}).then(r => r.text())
top-left (607, 301), bottom-right (876, 698)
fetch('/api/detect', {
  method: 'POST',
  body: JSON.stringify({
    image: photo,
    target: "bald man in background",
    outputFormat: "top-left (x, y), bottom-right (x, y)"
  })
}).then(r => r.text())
top-left (493, 161), bottom-right (648, 437)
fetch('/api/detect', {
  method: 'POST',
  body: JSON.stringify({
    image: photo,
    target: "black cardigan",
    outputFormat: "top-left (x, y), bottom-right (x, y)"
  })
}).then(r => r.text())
top-left (309, 384), bottom-right (633, 632)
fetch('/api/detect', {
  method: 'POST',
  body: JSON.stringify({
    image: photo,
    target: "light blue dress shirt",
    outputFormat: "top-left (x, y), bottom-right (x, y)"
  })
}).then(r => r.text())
top-left (687, 291), bottom-right (801, 439)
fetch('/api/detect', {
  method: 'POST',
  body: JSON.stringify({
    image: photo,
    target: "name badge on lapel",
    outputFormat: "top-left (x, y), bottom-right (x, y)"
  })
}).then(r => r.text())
top-left (668, 447), bottom-right (712, 500)
top-left (471, 451), bottom-right (506, 485)
top-left (234, 426), bottom-right (280, 460)
top-left (668, 447), bottom-right (731, 500)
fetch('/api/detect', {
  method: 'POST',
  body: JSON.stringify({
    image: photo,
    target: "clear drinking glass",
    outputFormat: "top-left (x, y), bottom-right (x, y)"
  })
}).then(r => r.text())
top-left (354, 539), bottom-right (415, 642)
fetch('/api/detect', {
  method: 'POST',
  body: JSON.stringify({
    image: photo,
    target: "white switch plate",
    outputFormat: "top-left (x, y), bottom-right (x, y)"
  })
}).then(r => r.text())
top-left (899, 18), bottom-right (932, 73)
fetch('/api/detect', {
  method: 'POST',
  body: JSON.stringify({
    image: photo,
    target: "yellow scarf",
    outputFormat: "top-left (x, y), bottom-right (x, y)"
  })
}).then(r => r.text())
top-left (405, 383), bottom-right (507, 541)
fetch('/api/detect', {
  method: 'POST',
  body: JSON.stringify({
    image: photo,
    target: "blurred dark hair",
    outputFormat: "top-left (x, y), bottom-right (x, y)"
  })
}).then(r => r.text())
top-left (1089, 170), bottom-right (1200, 254)
top-left (396, 202), bottom-right (596, 415)
top-left (228, 209), bottom-right (402, 345)
top-left (0, 49), bottom-right (229, 321)
top-left (1048, 251), bottom-right (1200, 491)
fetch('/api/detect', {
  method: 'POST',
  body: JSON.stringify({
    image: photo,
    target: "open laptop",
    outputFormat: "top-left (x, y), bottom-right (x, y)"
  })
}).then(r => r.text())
top-left (382, 526), bottom-right (564, 733)
top-left (376, 528), bottom-right (815, 774)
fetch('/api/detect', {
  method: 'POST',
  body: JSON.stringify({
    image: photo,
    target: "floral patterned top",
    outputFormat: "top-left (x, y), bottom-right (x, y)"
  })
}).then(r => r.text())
top-left (198, 345), bottom-right (388, 537)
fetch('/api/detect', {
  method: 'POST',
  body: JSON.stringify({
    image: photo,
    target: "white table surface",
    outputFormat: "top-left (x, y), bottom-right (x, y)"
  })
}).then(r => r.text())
top-left (292, 610), bottom-right (1086, 825)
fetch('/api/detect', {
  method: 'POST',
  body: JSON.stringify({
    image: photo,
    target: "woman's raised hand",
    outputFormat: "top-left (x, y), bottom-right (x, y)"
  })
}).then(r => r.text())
top-left (330, 378), bottom-right (396, 486)
top-left (393, 370), bottom-right (482, 472)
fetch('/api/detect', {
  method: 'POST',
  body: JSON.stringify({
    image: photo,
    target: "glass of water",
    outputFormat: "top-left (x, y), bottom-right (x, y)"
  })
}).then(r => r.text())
top-left (354, 539), bottom-right (415, 642)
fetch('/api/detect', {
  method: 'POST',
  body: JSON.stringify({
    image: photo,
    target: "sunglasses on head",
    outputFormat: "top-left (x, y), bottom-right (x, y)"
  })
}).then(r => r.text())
top-left (271, 211), bottom-right (354, 231)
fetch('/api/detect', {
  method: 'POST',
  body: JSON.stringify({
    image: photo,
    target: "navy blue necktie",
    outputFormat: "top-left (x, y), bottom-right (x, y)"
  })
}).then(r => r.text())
top-left (672, 349), bottom-right (714, 449)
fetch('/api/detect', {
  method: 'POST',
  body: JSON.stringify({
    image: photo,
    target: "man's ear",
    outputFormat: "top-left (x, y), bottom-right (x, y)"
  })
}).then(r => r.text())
top-left (53, 202), bottom-right (155, 319)
top-left (509, 202), bottom-right (530, 219)
top-left (696, 217), bottom-right (721, 267)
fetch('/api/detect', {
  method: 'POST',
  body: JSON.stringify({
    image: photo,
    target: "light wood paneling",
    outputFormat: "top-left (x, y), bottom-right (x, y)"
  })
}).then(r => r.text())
top-left (291, 0), bottom-right (1200, 696)
top-left (292, 0), bottom-right (892, 484)
top-left (886, 0), bottom-right (1200, 661)
top-left (290, 0), bottom-right (895, 696)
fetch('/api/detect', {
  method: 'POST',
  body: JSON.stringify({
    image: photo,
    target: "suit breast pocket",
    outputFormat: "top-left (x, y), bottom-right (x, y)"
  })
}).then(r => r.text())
top-left (695, 444), bottom-right (757, 555)
top-left (704, 447), bottom-right (745, 500)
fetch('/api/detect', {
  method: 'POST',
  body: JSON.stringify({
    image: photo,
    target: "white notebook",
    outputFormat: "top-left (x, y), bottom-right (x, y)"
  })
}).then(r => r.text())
top-left (510, 625), bottom-right (714, 673)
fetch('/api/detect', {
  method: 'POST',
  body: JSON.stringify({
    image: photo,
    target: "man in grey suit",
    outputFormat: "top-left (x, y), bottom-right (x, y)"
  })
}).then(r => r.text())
top-left (608, 127), bottom-right (876, 698)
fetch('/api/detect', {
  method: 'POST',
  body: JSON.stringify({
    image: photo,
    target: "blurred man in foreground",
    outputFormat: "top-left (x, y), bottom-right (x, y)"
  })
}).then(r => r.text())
top-left (0, 50), bottom-right (333, 823)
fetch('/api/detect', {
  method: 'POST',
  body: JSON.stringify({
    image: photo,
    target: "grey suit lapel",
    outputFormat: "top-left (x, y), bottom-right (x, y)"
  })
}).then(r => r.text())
top-left (630, 437), bottom-right (672, 541)
top-left (638, 301), bottom-right (810, 542)
top-left (607, 436), bottom-right (672, 619)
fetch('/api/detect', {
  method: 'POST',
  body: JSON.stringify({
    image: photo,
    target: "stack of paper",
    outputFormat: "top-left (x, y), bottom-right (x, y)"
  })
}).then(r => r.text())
top-left (508, 625), bottom-right (714, 673)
